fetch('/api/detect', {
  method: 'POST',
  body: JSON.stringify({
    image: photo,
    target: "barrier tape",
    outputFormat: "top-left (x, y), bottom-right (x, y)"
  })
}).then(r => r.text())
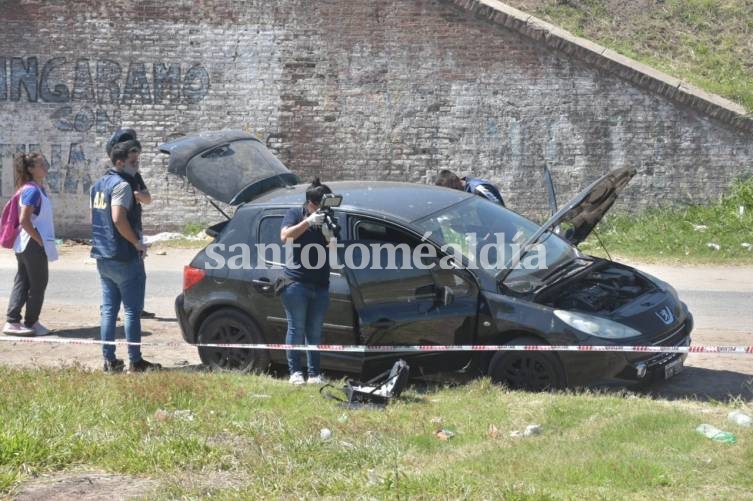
top-left (1, 335), bottom-right (752, 354)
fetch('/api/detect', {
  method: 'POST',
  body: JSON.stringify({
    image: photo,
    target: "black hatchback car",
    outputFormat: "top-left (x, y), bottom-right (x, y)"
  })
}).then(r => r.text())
top-left (160, 131), bottom-right (692, 390)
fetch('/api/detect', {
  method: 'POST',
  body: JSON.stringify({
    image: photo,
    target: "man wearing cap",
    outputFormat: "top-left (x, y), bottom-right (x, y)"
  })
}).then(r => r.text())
top-left (104, 128), bottom-right (156, 319)
top-left (91, 140), bottom-right (161, 373)
top-left (434, 169), bottom-right (505, 207)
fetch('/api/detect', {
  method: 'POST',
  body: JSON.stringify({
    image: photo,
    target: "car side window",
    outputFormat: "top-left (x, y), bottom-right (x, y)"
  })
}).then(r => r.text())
top-left (429, 264), bottom-right (476, 298)
top-left (349, 219), bottom-right (476, 303)
top-left (258, 215), bottom-right (287, 266)
top-left (354, 220), bottom-right (417, 246)
top-left (345, 245), bottom-right (435, 306)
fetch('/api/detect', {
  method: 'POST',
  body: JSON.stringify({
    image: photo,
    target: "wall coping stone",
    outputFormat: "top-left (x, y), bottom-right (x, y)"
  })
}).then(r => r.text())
top-left (451, 0), bottom-right (753, 135)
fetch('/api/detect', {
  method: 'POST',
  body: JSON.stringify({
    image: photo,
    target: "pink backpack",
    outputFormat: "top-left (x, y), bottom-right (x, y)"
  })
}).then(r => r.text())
top-left (1, 183), bottom-right (34, 249)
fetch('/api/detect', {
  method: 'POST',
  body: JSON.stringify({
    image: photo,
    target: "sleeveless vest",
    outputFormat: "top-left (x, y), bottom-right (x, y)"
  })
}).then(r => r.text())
top-left (90, 169), bottom-right (141, 261)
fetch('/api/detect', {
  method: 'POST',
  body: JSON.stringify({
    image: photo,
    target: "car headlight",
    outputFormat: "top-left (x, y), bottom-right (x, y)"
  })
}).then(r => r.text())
top-left (554, 310), bottom-right (641, 339)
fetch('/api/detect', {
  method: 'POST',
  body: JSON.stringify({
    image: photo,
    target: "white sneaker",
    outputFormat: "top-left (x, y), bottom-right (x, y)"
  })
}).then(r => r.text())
top-left (288, 372), bottom-right (305, 385)
top-left (31, 322), bottom-right (51, 336)
top-left (307, 375), bottom-right (325, 385)
top-left (3, 322), bottom-right (34, 336)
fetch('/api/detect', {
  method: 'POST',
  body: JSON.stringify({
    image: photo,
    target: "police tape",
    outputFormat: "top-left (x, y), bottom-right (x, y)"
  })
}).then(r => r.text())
top-left (0, 335), bottom-right (752, 354)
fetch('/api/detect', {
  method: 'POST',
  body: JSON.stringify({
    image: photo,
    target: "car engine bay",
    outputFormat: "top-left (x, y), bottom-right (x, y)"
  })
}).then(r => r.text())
top-left (538, 262), bottom-right (656, 314)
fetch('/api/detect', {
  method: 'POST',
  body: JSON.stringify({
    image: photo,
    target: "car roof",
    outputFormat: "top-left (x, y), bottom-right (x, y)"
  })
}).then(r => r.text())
top-left (248, 181), bottom-right (473, 223)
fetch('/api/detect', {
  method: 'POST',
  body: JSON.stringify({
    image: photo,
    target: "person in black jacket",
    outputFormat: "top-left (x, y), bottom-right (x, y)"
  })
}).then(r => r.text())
top-left (435, 169), bottom-right (505, 207)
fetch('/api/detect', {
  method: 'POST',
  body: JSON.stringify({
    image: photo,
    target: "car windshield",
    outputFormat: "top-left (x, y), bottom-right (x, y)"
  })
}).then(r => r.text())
top-left (414, 197), bottom-right (577, 291)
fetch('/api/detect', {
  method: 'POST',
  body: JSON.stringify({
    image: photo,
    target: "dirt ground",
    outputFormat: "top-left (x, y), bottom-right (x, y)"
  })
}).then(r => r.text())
top-left (0, 244), bottom-right (751, 403)
top-left (0, 244), bottom-right (202, 371)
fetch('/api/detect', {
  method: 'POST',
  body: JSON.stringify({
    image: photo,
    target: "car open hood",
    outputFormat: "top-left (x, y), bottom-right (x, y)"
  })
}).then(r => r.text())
top-left (544, 166), bottom-right (636, 246)
top-left (159, 130), bottom-right (300, 205)
top-left (499, 166), bottom-right (636, 281)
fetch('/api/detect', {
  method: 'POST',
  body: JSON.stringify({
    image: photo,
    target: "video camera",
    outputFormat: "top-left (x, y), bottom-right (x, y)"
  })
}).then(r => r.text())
top-left (317, 193), bottom-right (342, 239)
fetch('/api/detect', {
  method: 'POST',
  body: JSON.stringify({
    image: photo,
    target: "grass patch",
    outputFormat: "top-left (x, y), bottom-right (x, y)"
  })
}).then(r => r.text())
top-left (507, 0), bottom-right (753, 111)
top-left (582, 177), bottom-right (753, 263)
top-left (182, 221), bottom-right (207, 236)
top-left (150, 238), bottom-right (209, 250)
top-left (1, 367), bottom-right (752, 498)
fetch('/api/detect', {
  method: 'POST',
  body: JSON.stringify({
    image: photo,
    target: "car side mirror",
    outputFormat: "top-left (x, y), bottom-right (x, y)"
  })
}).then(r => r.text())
top-left (436, 285), bottom-right (454, 307)
top-left (415, 284), bottom-right (454, 308)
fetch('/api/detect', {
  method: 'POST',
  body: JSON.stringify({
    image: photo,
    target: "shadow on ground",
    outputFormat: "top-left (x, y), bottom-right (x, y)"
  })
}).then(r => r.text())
top-left (639, 366), bottom-right (753, 403)
top-left (48, 326), bottom-right (155, 339)
top-left (411, 367), bottom-right (753, 403)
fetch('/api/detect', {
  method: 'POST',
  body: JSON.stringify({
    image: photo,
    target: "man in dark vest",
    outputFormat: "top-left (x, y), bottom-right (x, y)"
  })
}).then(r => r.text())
top-left (434, 169), bottom-right (505, 207)
top-left (105, 127), bottom-right (156, 319)
top-left (90, 140), bottom-right (161, 373)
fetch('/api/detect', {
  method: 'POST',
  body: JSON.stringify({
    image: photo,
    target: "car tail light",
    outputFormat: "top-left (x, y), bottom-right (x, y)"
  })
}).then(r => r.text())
top-left (183, 265), bottom-right (206, 291)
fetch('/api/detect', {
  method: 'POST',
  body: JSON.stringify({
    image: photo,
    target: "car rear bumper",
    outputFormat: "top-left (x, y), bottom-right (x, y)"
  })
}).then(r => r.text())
top-left (174, 293), bottom-right (194, 344)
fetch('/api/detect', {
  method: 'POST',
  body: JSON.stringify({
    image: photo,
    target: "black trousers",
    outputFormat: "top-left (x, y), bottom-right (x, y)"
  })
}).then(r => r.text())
top-left (6, 239), bottom-right (48, 326)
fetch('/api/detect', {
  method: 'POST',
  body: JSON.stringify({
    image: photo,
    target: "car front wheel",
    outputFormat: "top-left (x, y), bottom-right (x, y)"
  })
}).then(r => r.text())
top-left (487, 336), bottom-right (566, 391)
top-left (197, 309), bottom-right (270, 373)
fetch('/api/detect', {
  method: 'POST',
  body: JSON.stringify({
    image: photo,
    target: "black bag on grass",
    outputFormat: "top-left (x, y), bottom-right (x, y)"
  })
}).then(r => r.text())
top-left (320, 359), bottom-right (410, 408)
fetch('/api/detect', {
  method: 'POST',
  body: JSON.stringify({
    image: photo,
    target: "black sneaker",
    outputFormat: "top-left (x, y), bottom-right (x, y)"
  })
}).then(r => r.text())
top-left (129, 358), bottom-right (162, 373)
top-left (140, 310), bottom-right (156, 319)
top-left (103, 358), bottom-right (125, 373)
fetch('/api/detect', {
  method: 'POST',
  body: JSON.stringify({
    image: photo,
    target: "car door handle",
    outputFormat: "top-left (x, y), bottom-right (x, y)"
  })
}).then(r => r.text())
top-left (372, 318), bottom-right (395, 329)
top-left (252, 278), bottom-right (273, 294)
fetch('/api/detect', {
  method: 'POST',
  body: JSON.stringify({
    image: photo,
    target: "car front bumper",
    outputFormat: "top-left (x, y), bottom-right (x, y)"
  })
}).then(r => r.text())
top-left (614, 337), bottom-right (690, 382)
top-left (558, 312), bottom-right (693, 386)
top-left (615, 311), bottom-right (693, 382)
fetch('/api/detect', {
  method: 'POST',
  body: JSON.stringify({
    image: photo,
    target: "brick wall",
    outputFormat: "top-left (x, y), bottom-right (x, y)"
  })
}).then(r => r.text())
top-left (1, 0), bottom-right (751, 236)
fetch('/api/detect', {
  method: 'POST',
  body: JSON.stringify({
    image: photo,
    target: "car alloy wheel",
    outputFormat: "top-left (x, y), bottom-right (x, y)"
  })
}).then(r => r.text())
top-left (487, 336), bottom-right (565, 391)
top-left (197, 309), bottom-right (270, 373)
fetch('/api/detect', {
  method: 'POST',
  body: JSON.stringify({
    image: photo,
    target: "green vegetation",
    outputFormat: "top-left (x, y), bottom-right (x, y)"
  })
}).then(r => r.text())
top-left (144, 221), bottom-right (213, 250)
top-left (181, 221), bottom-right (207, 237)
top-left (506, 0), bottom-right (753, 111)
top-left (1, 367), bottom-right (752, 498)
top-left (583, 177), bottom-right (753, 263)
top-left (150, 237), bottom-right (209, 250)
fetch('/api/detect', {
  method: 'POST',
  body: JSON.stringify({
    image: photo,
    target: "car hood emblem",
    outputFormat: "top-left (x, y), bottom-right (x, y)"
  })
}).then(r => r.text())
top-left (655, 306), bottom-right (674, 325)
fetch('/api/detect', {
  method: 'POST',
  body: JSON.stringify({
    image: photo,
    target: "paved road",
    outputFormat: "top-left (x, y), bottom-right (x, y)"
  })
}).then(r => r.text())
top-left (0, 247), bottom-right (192, 315)
top-left (1, 254), bottom-right (750, 332)
top-left (0, 268), bottom-right (183, 310)
top-left (673, 289), bottom-right (753, 332)
top-left (633, 262), bottom-right (753, 332)
top-left (0, 246), bottom-right (751, 401)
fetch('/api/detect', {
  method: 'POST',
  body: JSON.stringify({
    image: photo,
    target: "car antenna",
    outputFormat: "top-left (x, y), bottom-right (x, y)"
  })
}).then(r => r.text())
top-left (207, 198), bottom-right (232, 220)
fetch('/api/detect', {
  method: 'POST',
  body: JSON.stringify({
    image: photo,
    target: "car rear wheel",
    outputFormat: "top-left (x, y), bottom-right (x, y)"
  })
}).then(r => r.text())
top-left (487, 336), bottom-right (566, 391)
top-left (197, 309), bottom-right (270, 373)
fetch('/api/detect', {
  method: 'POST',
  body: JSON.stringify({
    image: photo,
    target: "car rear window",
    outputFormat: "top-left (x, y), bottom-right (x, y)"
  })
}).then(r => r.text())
top-left (258, 215), bottom-right (287, 266)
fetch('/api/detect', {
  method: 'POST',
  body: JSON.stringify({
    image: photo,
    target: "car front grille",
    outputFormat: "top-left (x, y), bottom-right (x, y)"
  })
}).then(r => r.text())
top-left (642, 323), bottom-right (690, 367)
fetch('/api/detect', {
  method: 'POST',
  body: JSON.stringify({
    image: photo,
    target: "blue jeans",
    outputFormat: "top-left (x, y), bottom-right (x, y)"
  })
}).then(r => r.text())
top-left (97, 257), bottom-right (146, 363)
top-left (281, 281), bottom-right (330, 376)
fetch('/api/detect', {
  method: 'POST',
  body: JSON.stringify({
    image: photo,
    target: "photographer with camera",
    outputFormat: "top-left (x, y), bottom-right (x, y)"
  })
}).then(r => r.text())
top-left (279, 178), bottom-right (336, 385)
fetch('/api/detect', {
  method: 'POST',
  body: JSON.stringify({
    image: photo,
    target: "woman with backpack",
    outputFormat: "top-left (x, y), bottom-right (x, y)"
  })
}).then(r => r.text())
top-left (3, 152), bottom-right (57, 336)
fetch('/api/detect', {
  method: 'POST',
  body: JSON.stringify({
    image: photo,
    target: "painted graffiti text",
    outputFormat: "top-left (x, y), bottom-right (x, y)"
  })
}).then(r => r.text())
top-left (0, 57), bottom-right (210, 105)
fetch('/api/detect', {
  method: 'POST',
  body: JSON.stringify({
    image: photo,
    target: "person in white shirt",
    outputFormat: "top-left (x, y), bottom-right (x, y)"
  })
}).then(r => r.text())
top-left (3, 152), bottom-right (57, 336)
